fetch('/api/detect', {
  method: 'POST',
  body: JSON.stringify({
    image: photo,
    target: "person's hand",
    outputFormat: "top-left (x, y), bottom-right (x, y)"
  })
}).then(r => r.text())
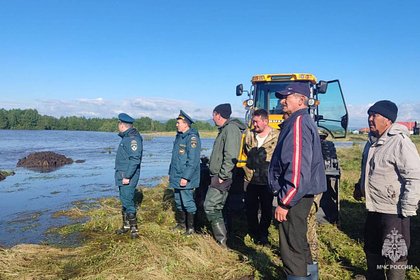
top-left (218, 177), bottom-right (224, 184)
top-left (122, 178), bottom-right (130, 185)
top-left (275, 206), bottom-right (288, 222)
top-left (180, 178), bottom-right (188, 187)
top-left (353, 182), bottom-right (363, 201)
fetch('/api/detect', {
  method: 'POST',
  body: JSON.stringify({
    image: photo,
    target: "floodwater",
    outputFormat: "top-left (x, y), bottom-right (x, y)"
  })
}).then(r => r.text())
top-left (0, 130), bottom-right (213, 247)
top-left (0, 130), bottom-right (353, 247)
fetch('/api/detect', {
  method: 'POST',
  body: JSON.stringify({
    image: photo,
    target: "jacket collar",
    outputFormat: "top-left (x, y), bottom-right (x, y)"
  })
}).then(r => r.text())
top-left (281, 108), bottom-right (308, 128)
top-left (368, 124), bottom-right (393, 146)
top-left (253, 127), bottom-right (278, 142)
top-left (118, 127), bottom-right (135, 138)
top-left (178, 127), bottom-right (198, 139)
top-left (178, 128), bottom-right (191, 139)
top-left (218, 118), bottom-right (231, 130)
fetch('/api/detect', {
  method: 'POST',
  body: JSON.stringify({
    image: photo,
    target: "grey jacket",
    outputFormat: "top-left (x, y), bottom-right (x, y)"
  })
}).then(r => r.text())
top-left (209, 118), bottom-right (246, 180)
top-left (360, 123), bottom-right (420, 217)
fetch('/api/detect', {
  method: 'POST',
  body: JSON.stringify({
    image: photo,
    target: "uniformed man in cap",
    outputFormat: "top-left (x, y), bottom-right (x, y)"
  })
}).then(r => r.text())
top-left (168, 110), bottom-right (201, 235)
top-left (115, 113), bottom-right (143, 239)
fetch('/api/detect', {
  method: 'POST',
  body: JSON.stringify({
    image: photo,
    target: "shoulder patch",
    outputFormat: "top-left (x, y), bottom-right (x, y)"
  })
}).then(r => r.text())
top-left (130, 140), bottom-right (138, 151)
top-left (190, 136), bottom-right (198, 148)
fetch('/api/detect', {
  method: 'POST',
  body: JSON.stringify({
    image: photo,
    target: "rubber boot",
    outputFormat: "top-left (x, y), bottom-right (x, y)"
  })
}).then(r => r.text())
top-left (184, 212), bottom-right (195, 235)
top-left (386, 260), bottom-right (407, 280)
top-left (212, 221), bottom-right (227, 248)
top-left (115, 211), bottom-right (130, 234)
top-left (307, 262), bottom-right (318, 280)
top-left (172, 210), bottom-right (186, 232)
top-left (366, 253), bottom-right (385, 280)
top-left (127, 212), bottom-right (139, 239)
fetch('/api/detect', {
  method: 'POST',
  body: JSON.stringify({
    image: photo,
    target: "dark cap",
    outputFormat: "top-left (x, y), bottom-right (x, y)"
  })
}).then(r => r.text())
top-left (177, 110), bottom-right (194, 125)
top-left (275, 82), bottom-right (311, 99)
top-left (367, 100), bottom-right (398, 123)
top-left (213, 103), bottom-right (232, 119)
top-left (118, 113), bottom-right (135, 124)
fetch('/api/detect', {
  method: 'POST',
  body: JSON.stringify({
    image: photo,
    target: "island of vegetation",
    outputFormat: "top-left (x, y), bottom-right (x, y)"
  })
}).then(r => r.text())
top-left (0, 170), bottom-right (15, 181)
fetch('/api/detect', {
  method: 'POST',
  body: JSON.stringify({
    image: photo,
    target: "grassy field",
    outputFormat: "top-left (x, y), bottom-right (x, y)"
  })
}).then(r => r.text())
top-left (1, 135), bottom-right (419, 279)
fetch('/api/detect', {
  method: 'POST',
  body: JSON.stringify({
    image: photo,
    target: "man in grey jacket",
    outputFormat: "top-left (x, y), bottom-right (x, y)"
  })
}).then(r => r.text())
top-left (354, 100), bottom-right (420, 280)
top-left (204, 103), bottom-right (246, 247)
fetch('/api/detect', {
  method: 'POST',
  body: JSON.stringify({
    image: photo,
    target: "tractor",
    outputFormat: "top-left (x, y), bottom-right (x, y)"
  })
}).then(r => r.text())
top-left (235, 73), bottom-right (349, 224)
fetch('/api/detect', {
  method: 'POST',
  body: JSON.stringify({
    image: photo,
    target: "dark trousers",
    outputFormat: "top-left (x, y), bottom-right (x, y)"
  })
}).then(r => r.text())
top-left (119, 185), bottom-right (137, 214)
top-left (174, 188), bottom-right (197, 213)
top-left (279, 196), bottom-right (314, 277)
top-left (204, 186), bottom-right (229, 225)
top-left (364, 212), bottom-right (410, 280)
top-left (245, 183), bottom-right (273, 240)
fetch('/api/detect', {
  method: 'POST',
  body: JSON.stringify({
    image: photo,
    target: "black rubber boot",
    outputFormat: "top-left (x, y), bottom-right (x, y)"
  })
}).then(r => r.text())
top-left (115, 210), bottom-right (130, 235)
top-left (184, 212), bottom-right (195, 235)
top-left (127, 212), bottom-right (139, 239)
top-left (212, 221), bottom-right (228, 248)
top-left (172, 210), bottom-right (186, 232)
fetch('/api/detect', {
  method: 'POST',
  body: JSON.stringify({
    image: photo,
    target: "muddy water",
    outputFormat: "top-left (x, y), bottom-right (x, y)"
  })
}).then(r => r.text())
top-left (0, 130), bottom-right (213, 247)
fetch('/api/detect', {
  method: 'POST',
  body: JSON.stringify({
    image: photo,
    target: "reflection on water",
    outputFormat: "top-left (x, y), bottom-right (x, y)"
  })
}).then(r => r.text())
top-left (0, 130), bottom-right (213, 247)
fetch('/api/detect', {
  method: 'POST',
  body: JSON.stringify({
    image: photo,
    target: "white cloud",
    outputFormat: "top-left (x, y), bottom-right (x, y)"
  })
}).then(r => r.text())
top-left (78, 98), bottom-right (106, 106)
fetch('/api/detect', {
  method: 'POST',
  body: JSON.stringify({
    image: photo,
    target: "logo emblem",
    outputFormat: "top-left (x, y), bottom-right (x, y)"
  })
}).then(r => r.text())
top-left (131, 140), bottom-right (138, 151)
top-left (382, 228), bottom-right (408, 262)
top-left (191, 136), bottom-right (197, 148)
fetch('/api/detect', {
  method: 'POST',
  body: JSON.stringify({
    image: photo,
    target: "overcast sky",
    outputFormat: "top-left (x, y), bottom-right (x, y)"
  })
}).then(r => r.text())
top-left (1, 0), bottom-right (419, 128)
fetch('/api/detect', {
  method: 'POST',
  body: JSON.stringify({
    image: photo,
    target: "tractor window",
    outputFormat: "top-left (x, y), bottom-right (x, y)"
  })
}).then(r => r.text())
top-left (317, 80), bottom-right (348, 138)
top-left (254, 82), bottom-right (310, 114)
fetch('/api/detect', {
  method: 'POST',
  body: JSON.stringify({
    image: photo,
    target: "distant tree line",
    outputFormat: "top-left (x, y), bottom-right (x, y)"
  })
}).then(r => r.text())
top-left (0, 108), bottom-right (217, 132)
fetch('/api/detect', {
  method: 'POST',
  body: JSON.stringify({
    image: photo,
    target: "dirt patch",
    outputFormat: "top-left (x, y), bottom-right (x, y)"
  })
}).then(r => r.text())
top-left (16, 152), bottom-right (73, 171)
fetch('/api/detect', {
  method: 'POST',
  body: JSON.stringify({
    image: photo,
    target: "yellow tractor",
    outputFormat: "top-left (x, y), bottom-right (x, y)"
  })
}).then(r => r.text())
top-left (235, 73), bottom-right (349, 224)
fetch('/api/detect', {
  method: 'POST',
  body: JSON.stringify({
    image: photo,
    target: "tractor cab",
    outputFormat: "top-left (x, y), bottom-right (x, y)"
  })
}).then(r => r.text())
top-left (235, 73), bottom-right (348, 224)
top-left (236, 73), bottom-right (348, 138)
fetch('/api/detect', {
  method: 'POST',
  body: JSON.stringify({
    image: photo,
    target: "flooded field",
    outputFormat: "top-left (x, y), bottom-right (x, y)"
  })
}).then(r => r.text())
top-left (0, 130), bottom-right (213, 247)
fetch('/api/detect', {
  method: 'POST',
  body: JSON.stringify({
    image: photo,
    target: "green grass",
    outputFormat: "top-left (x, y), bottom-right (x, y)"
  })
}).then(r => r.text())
top-left (0, 170), bottom-right (15, 181)
top-left (1, 141), bottom-right (420, 279)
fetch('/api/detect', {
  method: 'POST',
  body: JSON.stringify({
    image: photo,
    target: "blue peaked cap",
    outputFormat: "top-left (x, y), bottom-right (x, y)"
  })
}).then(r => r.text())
top-left (177, 110), bottom-right (194, 125)
top-left (118, 113), bottom-right (135, 124)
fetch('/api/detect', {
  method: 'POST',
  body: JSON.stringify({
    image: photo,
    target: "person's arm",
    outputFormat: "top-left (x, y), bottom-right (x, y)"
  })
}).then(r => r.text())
top-left (124, 136), bottom-right (143, 179)
top-left (278, 116), bottom-right (313, 208)
top-left (219, 126), bottom-right (242, 180)
top-left (396, 136), bottom-right (420, 217)
top-left (353, 141), bottom-right (370, 200)
top-left (181, 135), bottom-right (201, 186)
